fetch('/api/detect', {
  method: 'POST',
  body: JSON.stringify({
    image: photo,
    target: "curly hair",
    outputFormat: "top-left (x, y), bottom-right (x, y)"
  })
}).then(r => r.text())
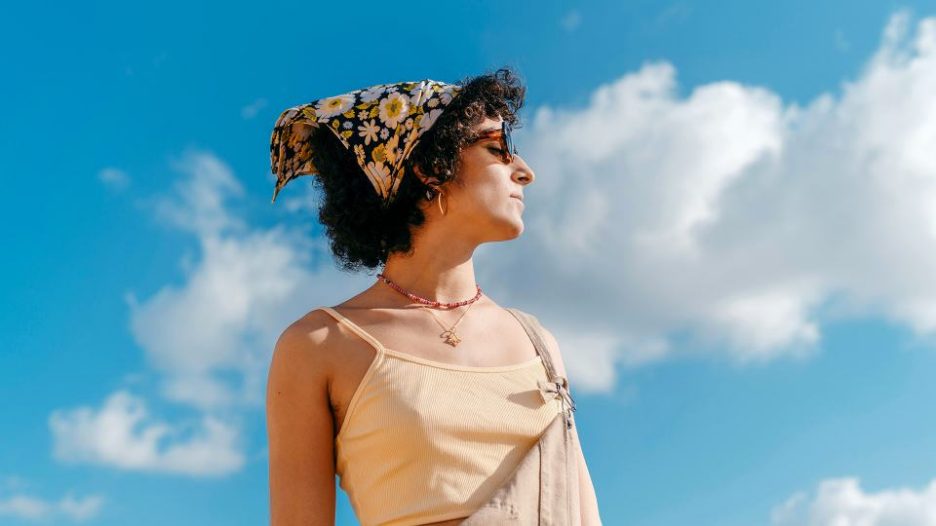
top-left (306, 66), bottom-right (526, 273)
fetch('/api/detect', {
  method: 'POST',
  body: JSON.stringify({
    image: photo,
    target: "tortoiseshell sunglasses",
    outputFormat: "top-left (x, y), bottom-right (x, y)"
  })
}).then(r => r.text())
top-left (468, 120), bottom-right (518, 164)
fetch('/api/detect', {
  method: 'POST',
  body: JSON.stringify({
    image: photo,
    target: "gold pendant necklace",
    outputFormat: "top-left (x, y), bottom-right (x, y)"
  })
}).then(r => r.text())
top-left (423, 300), bottom-right (476, 347)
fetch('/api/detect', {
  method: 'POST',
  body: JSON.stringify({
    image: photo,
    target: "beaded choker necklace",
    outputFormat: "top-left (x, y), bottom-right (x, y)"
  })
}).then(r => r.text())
top-left (376, 272), bottom-right (483, 347)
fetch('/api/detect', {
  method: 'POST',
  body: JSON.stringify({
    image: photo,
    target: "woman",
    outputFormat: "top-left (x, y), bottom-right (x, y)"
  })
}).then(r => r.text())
top-left (266, 68), bottom-right (602, 525)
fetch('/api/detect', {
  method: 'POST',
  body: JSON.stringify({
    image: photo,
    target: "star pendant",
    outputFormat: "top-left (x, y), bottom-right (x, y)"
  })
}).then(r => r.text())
top-left (441, 329), bottom-right (461, 347)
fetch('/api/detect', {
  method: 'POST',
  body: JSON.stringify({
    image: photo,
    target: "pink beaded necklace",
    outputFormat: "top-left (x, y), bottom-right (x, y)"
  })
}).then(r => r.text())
top-left (375, 272), bottom-right (484, 347)
top-left (376, 272), bottom-right (483, 309)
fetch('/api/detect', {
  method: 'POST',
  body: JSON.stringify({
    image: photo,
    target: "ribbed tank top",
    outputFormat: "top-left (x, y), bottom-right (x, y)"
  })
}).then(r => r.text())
top-left (318, 307), bottom-right (562, 526)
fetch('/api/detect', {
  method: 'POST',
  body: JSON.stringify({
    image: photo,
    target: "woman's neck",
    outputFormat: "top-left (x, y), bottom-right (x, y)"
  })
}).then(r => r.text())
top-left (380, 246), bottom-right (480, 305)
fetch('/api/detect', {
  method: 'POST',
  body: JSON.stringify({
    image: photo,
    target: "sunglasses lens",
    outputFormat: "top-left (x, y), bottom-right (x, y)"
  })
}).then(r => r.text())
top-left (503, 121), bottom-right (516, 162)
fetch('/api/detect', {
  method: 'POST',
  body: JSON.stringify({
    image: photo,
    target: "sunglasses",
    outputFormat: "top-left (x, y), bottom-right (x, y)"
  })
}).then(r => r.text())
top-left (468, 120), bottom-right (518, 164)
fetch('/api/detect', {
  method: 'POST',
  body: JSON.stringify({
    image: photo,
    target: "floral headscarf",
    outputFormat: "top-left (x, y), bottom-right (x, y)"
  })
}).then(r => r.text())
top-left (269, 79), bottom-right (463, 206)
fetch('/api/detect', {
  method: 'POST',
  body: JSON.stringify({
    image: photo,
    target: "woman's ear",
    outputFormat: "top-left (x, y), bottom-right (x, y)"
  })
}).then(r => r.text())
top-left (412, 162), bottom-right (427, 183)
top-left (412, 163), bottom-right (439, 188)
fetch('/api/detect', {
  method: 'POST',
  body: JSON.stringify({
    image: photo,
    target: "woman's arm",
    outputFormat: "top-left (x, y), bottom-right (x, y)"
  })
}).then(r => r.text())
top-left (540, 325), bottom-right (603, 525)
top-left (266, 319), bottom-right (337, 526)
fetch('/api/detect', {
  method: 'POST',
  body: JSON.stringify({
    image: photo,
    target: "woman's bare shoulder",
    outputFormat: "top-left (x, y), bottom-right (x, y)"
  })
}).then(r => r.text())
top-left (276, 308), bottom-right (336, 349)
top-left (508, 307), bottom-right (570, 380)
top-left (268, 308), bottom-right (343, 393)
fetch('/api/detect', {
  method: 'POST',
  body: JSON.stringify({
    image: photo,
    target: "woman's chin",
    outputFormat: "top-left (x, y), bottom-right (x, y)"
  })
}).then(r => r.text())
top-left (498, 218), bottom-right (524, 240)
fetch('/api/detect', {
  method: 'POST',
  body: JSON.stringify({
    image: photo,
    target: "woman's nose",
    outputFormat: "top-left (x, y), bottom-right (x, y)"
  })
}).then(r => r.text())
top-left (512, 154), bottom-right (535, 185)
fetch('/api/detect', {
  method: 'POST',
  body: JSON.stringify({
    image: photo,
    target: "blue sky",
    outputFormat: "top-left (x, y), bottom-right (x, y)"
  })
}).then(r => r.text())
top-left (3, 1), bottom-right (936, 524)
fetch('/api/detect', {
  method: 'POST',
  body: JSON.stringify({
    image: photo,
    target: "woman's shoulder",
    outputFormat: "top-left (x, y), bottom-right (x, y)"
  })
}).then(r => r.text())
top-left (503, 306), bottom-right (569, 380)
top-left (276, 306), bottom-right (336, 344)
top-left (269, 307), bottom-right (345, 387)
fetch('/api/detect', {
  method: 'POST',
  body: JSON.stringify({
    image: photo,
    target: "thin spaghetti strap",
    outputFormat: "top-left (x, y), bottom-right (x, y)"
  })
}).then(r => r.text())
top-left (318, 306), bottom-right (386, 354)
top-left (505, 307), bottom-right (560, 381)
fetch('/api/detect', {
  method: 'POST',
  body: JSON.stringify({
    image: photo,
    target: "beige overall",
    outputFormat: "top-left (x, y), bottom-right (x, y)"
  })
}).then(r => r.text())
top-left (461, 308), bottom-right (582, 525)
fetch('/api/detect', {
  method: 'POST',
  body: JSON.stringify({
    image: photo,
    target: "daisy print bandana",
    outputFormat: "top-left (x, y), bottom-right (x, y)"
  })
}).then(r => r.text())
top-left (269, 79), bottom-right (463, 206)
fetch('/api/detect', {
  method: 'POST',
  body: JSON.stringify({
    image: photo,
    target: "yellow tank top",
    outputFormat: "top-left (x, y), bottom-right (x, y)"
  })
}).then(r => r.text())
top-left (318, 307), bottom-right (562, 526)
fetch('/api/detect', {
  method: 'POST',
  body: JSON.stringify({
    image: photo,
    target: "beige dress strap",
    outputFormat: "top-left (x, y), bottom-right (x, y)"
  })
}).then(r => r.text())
top-left (317, 306), bottom-right (387, 354)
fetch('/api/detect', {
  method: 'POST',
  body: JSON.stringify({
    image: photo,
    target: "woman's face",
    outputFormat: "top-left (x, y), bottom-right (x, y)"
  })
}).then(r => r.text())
top-left (441, 115), bottom-right (536, 241)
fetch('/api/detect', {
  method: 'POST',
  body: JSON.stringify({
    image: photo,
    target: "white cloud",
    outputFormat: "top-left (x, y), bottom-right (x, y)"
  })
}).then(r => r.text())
top-left (772, 476), bottom-right (936, 525)
top-left (0, 492), bottom-right (103, 522)
top-left (97, 167), bottom-right (130, 191)
top-left (129, 149), bottom-right (362, 409)
top-left (478, 10), bottom-right (936, 392)
top-left (0, 495), bottom-right (46, 521)
top-left (49, 390), bottom-right (243, 477)
top-left (151, 151), bottom-right (246, 237)
top-left (52, 148), bottom-right (369, 477)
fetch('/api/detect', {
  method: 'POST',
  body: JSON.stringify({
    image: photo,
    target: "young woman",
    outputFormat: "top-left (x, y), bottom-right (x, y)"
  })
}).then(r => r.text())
top-left (266, 68), bottom-right (602, 525)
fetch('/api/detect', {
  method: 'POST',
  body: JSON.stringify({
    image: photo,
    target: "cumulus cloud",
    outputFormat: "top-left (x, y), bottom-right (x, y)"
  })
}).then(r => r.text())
top-left (478, 10), bottom-right (936, 392)
top-left (0, 492), bottom-right (103, 522)
top-left (772, 476), bottom-right (936, 525)
top-left (130, 149), bottom-right (365, 409)
top-left (49, 390), bottom-right (243, 477)
top-left (52, 148), bottom-right (366, 476)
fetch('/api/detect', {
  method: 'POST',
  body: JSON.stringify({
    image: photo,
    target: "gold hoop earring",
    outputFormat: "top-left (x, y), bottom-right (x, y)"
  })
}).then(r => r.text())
top-left (436, 189), bottom-right (446, 215)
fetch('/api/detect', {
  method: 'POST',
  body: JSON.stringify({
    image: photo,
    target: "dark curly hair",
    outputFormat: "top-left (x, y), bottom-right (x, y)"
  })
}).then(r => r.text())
top-left (306, 66), bottom-right (526, 273)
